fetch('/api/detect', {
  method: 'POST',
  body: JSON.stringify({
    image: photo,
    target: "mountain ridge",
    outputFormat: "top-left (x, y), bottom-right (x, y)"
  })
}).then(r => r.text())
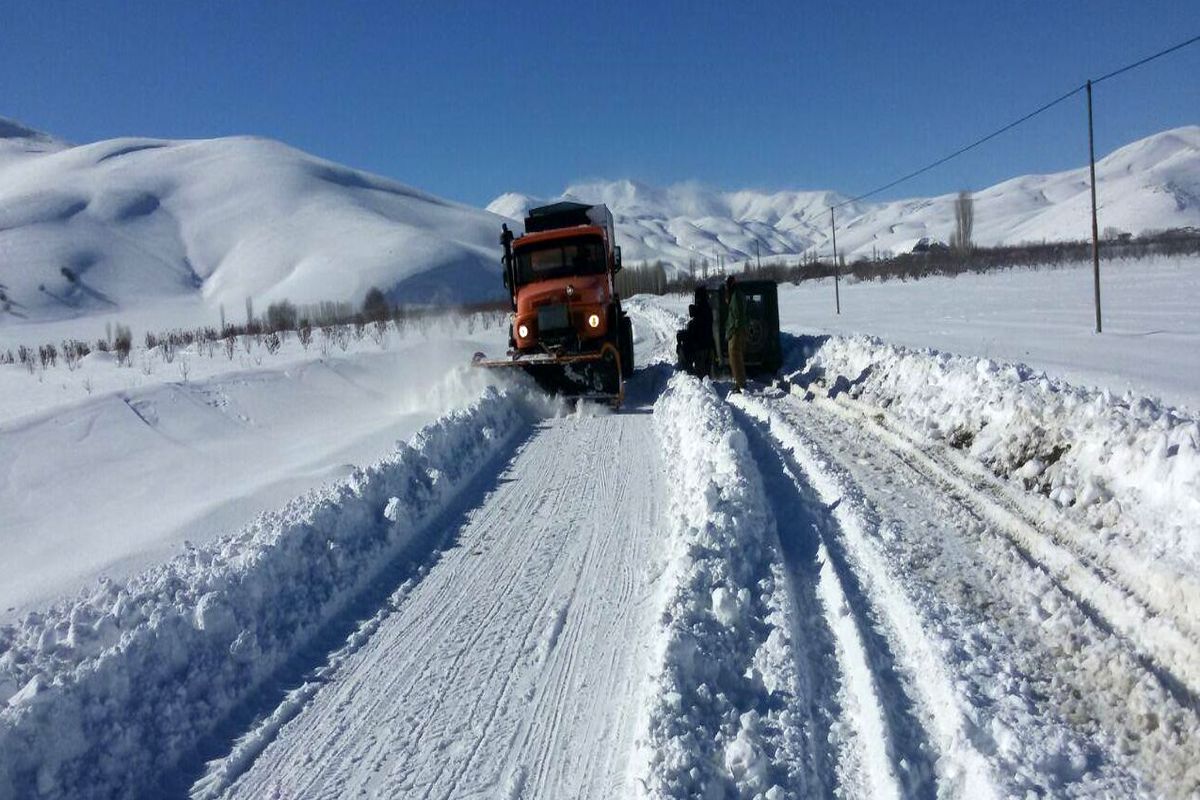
top-left (490, 126), bottom-right (1200, 269)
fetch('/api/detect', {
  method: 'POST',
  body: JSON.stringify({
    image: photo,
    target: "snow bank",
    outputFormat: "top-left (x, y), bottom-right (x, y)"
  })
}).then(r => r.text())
top-left (637, 374), bottom-right (806, 799)
top-left (788, 333), bottom-right (1200, 578)
top-left (0, 386), bottom-right (533, 799)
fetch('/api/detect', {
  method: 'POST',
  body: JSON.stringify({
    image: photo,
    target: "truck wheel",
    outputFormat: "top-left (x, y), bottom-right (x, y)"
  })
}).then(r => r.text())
top-left (619, 315), bottom-right (634, 376)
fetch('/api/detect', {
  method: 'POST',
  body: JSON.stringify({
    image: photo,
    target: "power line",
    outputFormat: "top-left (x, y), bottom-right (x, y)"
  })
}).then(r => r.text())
top-left (1093, 32), bottom-right (1200, 84)
top-left (834, 84), bottom-right (1084, 208)
top-left (832, 32), bottom-right (1200, 210)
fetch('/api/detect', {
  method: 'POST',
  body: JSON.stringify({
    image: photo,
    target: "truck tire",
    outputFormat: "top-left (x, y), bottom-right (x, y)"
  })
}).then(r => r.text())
top-left (619, 314), bottom-right (634, 376)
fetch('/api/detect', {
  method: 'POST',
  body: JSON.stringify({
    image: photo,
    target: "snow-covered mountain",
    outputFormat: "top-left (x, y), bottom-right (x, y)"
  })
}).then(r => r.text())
top-left (490, 126), bottom-right (1200, 269)
top-left (3, 117), bottom-right (1196, 327)
top-left (0, 118), bottom-right (507, 324)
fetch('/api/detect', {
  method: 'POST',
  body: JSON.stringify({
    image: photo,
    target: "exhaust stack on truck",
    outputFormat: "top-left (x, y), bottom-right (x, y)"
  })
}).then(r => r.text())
top-left (473, 202), bottom-right (634, 406)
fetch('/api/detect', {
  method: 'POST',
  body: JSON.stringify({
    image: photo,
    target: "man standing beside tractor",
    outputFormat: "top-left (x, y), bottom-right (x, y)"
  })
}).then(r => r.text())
top-left (724, 275), bottom-right (748, 393)
top-left (675, 276), bottom-right (780, 386)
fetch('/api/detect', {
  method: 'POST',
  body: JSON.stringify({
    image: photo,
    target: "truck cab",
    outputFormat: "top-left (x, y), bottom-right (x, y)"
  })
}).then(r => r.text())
top-left (500, 202), bottom-right (634, 382)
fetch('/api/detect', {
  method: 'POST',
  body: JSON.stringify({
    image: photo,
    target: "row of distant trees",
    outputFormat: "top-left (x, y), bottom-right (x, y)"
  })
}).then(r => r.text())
top-left (612, 225), bottom-right (1200, 297)
top-left (1, 287), bottom-right (509, 378)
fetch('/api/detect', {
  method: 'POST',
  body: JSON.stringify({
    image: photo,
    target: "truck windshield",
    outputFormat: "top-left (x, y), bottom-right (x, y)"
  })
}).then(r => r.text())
top-left (514, 238), bottom-right (606, 284)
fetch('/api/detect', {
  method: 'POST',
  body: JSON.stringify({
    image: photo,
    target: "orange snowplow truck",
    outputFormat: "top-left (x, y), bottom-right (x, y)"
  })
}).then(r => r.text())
top-left (473, 201), bottom-right (633, 405)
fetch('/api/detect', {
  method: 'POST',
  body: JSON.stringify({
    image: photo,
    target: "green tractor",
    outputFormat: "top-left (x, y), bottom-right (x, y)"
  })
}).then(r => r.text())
top-left (676, 279), bottom-right (782, 378)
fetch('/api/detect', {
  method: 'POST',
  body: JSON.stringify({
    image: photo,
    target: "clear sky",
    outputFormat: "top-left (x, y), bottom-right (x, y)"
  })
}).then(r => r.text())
top-left (2, 1), bottom-right (1197, 207)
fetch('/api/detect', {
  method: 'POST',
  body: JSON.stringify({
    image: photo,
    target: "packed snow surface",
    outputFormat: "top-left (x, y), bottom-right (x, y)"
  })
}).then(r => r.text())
top-left (491, 126), bottom-right (1200, 268)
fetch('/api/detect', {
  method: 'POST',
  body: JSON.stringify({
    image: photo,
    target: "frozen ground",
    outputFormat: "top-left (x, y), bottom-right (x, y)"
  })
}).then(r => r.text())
top-left (1, 275), bottom-right (1198, 799)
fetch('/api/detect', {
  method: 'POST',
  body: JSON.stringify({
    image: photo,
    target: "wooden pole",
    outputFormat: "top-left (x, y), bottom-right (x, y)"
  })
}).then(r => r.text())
top-left (755, 239), bottom-right (761, 271)
top-left (830, 207), bottom-right (841, 315)
top-left (1087, 80), bottom-right (1103, 333)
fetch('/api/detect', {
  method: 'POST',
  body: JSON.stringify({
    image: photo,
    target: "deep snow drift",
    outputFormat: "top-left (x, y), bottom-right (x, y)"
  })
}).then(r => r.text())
top-left (491, 126), bottom-right (1200, 267)
top-left (0, 117), bottom-right (507, 325)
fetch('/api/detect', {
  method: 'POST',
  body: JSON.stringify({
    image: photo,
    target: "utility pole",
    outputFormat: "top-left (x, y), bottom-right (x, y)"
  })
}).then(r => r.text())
top-left (830, 207), bottom-right (841, 315)
top-left (755, 239), bottom-right (761, 271)
top-left (1087, 79), bottom-right (1103, 333)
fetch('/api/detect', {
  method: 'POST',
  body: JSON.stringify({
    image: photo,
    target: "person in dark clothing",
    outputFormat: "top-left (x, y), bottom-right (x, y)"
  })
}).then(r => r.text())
top-left (690, 287), bottom-right (714, 377)
top-left (724, 275), bottom-right (747, 392)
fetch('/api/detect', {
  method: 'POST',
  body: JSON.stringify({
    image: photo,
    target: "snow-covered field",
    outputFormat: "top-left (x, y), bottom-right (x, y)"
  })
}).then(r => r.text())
top-left (0, 315), bottom-right (509, 618)
top-left (774, 256), bottom-right (1200, 410)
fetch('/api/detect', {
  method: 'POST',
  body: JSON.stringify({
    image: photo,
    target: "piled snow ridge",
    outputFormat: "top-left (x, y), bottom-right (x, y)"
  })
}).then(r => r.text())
top-left (789, 333), bottom-right (1200, 581)
top-left (0, 386), bottom-right (533, 799)
top-left (638, 374), bottom-right (808, 799)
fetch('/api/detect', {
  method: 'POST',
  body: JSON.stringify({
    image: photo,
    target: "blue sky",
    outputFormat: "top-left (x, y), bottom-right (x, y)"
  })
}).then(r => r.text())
top-left (2, 1), bottom-right (1197, 207)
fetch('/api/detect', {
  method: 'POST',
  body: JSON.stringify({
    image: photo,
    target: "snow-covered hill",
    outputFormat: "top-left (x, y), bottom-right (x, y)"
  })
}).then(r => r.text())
top-left (0, 118), bottom-right (507, 324)
top-left (490, 126), bottom-right (1200, 269)
top-left (4, 117), bottom-right (1196, 328)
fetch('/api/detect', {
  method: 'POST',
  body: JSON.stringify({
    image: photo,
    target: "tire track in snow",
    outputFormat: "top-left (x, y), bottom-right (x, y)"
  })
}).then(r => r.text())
top-left (732, 403), bottom-right (935, 800)
top-left (757, 388), bottom-right (1200, 796)
top-left (732, 393), bottom-right (1002, 800)
top-left (809, 389), bottom-right (1200, 711)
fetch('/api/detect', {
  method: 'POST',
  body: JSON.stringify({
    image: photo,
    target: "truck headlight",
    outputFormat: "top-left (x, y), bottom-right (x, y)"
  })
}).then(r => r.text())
top-left (517, 324), bottom-right (529, 338)
top-left (587, 313), bottom-right (601, 329)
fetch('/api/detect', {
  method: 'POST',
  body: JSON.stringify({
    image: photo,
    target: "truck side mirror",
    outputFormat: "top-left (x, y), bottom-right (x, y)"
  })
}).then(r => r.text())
top-left (613, 245), bottom-right (623, 273)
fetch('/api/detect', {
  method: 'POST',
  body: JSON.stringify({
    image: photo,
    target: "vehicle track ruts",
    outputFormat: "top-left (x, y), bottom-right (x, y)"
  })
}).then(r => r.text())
top-left (732, 400), bottom-right (981, 800)
top-left (742, 388), bottom-right (1200, 796)
top-left (807, 388), bottom-right (1200, 706)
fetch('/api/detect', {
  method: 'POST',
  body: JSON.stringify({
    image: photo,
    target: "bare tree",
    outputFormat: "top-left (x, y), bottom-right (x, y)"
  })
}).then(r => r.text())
top-left (951, 190), bottom-right (974, 253)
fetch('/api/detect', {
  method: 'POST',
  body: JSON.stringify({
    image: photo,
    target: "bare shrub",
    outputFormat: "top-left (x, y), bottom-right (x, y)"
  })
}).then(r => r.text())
top-left (113, 324), bottom-right (133, 367)
top-left (370, 319), bottom-right (389, 348)
top-left (17, 345), bottom-right (34, 373)
top-left (62, 339), bottom-right (90, 371)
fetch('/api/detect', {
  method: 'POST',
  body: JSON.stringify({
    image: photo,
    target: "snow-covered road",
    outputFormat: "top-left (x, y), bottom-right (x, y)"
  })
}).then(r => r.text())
top-left (210, 409), bottom-right (666, 799)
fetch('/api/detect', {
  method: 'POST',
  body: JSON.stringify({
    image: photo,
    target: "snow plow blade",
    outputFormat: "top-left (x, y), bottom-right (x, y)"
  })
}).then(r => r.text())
top-left (473, 343), bottom-right (625, 406)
